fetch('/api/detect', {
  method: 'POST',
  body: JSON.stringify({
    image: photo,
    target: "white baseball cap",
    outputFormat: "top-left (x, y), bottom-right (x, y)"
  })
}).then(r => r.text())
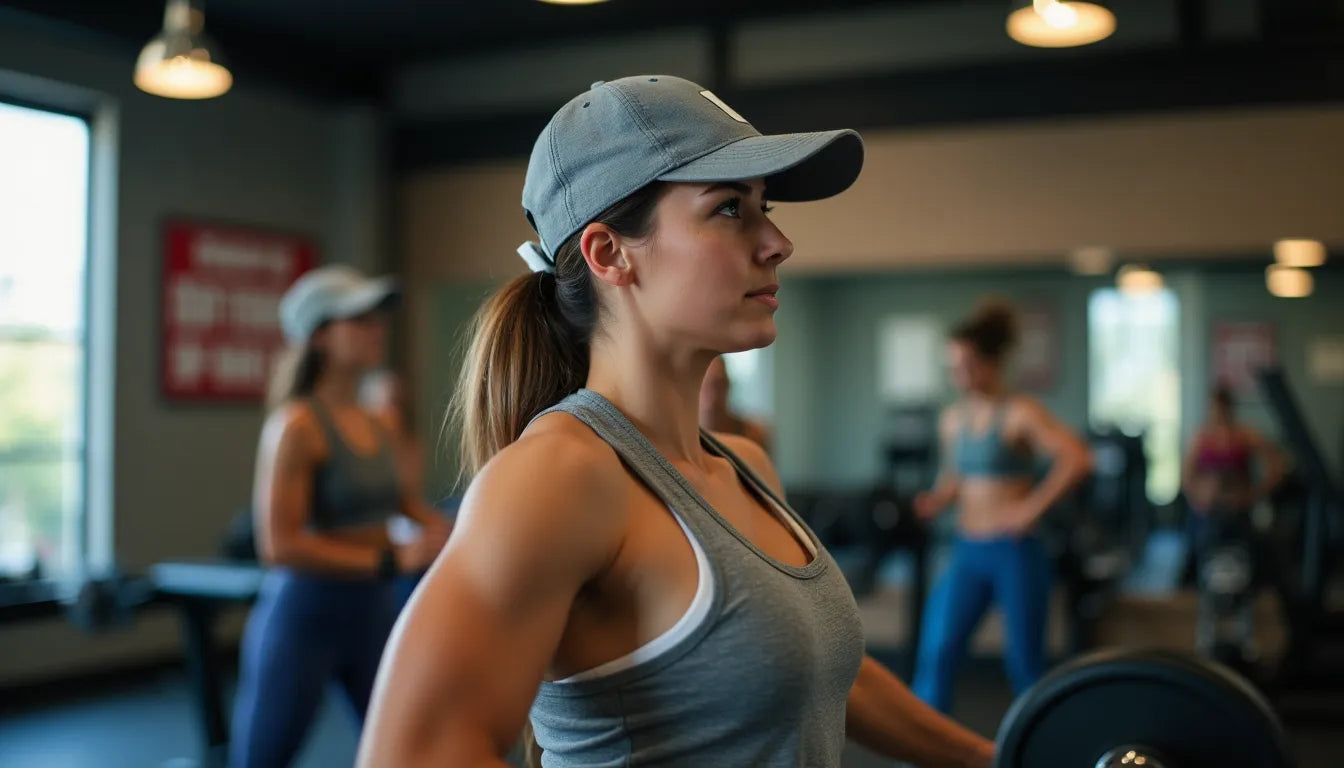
top-left (278, 265), bottom-right (400, 343)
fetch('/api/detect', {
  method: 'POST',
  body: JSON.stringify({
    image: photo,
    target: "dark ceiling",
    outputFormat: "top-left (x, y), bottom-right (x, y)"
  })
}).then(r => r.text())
top-left (0, 0), bottom-right (924, 97)
top-left (2, 0), bottom-right (1344, 144)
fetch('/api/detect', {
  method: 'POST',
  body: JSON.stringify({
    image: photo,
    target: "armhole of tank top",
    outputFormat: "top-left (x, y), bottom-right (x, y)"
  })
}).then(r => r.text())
top-left (762, 493), bottom-right (818, 558)
top-left (551, 509), bottom-right (715, 685)
top-left (364, 409), bottom-right (398, 458)
top-left (305, 398), bottom-right (340, 453)
top-left (700, 433), bottom-right (819, 561)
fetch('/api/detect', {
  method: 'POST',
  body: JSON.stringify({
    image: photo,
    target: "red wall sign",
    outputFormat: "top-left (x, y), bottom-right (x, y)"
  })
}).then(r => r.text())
top-left (160, 220), bottom-right (316, 402)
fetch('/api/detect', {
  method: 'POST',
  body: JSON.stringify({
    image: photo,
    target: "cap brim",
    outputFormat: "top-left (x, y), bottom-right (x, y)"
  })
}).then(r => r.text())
top-left (329, 276), bottom-right (401, 321)
top-left (657, 129), bottom-right (864, 202)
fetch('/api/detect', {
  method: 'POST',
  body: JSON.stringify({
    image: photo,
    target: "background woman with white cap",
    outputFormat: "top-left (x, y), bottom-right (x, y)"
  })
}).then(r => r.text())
top-left (360, 76), bottom-right (994, 767)
top-left (229, 266), bottom-right (450, 768)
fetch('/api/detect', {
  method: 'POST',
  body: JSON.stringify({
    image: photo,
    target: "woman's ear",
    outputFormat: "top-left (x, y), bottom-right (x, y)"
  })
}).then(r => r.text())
top-left (580, 223), bottom-right (636, 288)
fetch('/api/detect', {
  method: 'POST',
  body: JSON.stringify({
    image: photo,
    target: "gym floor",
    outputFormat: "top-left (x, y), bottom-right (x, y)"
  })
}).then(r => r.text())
top-left (5, 532), bottom-right (1342, 767)
top-left (3, 651), bottom-right (1343, 768)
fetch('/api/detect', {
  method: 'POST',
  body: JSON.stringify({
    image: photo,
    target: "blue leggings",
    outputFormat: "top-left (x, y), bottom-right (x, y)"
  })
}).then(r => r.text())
top-left (229, 570), bottom-right (398, 768)
top-left (913, 535), bottom-right (1052, 713)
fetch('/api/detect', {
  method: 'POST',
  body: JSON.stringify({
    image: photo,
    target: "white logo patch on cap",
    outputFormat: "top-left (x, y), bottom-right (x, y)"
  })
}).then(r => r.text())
top-left (700, 90), bottom-right (748, 123)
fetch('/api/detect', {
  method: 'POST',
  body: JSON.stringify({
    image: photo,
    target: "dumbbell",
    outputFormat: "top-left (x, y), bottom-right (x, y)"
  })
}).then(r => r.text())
top-left (995, 648), bottom-right (1293, 768)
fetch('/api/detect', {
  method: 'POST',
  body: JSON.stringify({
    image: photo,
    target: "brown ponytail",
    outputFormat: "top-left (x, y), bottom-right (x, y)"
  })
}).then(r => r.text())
top-left (266, 342), bottom-right (326, 412)
top-left (445, 183), bottom-right (665, 768)
top-left (447, 181), bottom-right (666, 478)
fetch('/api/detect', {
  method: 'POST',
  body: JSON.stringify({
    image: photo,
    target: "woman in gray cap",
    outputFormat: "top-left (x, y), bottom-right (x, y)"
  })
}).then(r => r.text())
top-left (360, 76), bottom-right (994, 768)
top-left (230, 266), bottom-right (449, 768)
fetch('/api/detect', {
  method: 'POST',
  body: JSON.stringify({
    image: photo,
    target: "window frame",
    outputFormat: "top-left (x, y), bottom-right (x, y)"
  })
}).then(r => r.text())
top-left (0, 94), bottom-right (95, 597)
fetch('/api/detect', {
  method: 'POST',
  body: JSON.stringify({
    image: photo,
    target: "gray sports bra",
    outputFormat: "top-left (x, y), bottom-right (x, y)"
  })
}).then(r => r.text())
top-left (307, 399), bottom-right (402, 531)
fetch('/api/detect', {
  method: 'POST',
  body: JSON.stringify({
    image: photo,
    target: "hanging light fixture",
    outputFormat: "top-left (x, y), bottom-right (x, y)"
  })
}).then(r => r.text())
top-left (1273, 239), bottom-right (1327, 268)
top-left (135, 0), bottom-right (232, 100)
top-left (1266, 264), bottom-right (1313, 298)
top-left (1007, 0), bottom-right (1116, 48)
top-left (1117, 264), bottom-right (1162, 295)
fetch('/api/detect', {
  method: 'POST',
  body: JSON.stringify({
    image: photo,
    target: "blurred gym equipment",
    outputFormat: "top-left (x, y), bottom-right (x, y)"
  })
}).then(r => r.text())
top-left (1050, 428), bottom-right (1149, 655)
top-left (995, 647), bottom-right (1295, 768)
top-left (881, 405), bottom-right (940, 499)
top-left (1255, 368), bottom-right (1344, 713)
top-left (151, 560), bottom-right (263, 768)
top-left (1194, 511), bottom-right (1261, 672)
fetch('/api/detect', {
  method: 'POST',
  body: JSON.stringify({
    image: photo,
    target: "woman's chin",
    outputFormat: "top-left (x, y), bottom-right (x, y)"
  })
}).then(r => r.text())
top-left (730, 326), bottom-right (777, 353)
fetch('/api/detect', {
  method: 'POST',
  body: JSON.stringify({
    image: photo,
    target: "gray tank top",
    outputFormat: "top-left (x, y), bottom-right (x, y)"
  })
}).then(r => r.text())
top-left (307, 399), bottom-right (402, 531)
top-left (529, 390), bottom-right (865, 767)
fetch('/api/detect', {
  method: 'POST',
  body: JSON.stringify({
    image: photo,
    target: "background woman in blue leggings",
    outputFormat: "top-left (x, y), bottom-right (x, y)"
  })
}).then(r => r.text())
top-left (229, 267), bottom-right (450, 768)
top-left (912, 300), bottom-right (1092, 714)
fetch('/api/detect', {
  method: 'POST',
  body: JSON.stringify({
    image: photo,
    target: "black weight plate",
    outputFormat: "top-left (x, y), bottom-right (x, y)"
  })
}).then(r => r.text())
top-left (995, 648), bottom-right (1294, 768)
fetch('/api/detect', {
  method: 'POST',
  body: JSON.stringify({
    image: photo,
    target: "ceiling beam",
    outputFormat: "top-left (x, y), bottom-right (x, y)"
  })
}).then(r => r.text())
top-left (394, 42), bottom-right (1344, 171)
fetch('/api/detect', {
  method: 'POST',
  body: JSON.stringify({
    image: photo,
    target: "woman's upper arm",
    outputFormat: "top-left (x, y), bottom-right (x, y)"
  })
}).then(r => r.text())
top-left (359, 433), bottom-right (628, 766)
top-left (252, 405), bottom-right (320, 561)
top-left (1015, 397), bottom-right (1086, 460)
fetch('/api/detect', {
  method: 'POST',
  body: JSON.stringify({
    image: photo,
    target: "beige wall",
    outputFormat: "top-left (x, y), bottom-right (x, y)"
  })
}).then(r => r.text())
top-left (402, 104), bottom-right (1344, 280)
top-left (778, 106), bottom-right (1344, 272)
top-left (400, 105), bottom-right (1344, 492)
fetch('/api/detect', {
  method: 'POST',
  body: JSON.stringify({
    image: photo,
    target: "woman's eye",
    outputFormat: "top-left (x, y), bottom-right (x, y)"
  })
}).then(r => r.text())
top-left (716, 198), bottom-right (742, 218)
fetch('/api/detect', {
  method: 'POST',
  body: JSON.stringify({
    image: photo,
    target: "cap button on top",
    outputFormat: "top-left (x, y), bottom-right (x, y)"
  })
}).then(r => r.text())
top-left (590, 80), bottom-right (605, 89)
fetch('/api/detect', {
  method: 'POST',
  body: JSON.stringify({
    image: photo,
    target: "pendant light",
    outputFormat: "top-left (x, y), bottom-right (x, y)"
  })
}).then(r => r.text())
top-left (1266, 264), bottom-right (1313, 298)
top-left (135, 0), bottom-right (232, 100)
top-left (1008, 0), bottom-right (1116, 48)
top-left (1273, 239), bottom-right (1327, 268)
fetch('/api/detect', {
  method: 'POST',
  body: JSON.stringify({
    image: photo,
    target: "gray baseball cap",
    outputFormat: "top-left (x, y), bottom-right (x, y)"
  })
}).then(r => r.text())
top-left (518, 75), bottom-right (864, 270)
top-left (278, 265), bottom-right (400, 343)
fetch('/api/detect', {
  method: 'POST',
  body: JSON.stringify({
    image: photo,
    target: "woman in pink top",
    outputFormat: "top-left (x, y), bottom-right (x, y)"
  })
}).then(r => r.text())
top-left (1181, 385), bottom-right (1285, 562)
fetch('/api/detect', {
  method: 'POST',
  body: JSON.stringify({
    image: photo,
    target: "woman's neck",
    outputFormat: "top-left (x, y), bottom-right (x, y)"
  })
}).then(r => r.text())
top-left (701, 406), bottom-right (742, 435)
top-left (312, 369), bottom-right (362, 407)
top-left (586, 336), bottom-right (713, 469)
top-left (968, 382), bottom-right (1006, 405)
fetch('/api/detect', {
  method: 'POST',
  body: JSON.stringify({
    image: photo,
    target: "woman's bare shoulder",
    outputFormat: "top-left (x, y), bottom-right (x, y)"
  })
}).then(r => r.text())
top-left (455, 411), bottom-right (634, 554)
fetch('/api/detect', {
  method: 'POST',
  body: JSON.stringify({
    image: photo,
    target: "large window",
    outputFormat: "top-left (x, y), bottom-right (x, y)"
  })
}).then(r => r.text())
top-left (1088, 287), bottom-right (1181, 504)
top-left (0, 100), bottom-right (91, 581)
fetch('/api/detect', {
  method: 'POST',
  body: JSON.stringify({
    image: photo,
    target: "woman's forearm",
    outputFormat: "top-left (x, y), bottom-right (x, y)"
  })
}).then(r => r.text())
top-left (932, 477), bottom-right (961, 512)
top-left (1024, 449), bottom-right (1090, 520)
top-left (846, 656), bottom-right (994, 768)
top-left (404, 499), bottom-right (447, 528)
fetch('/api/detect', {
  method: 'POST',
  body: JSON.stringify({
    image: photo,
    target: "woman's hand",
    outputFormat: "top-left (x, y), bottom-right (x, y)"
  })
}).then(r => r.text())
top-left (914, 491), bottom-right (942, 522)
top-left (395, 525), bottom-right (448, 574)
top-left (1001, 499), bottom-right (1043, 537)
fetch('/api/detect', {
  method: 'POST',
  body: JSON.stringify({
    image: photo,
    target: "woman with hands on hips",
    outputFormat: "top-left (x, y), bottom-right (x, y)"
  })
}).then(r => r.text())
top-left (912, 300), bottom-right (1092, 714)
